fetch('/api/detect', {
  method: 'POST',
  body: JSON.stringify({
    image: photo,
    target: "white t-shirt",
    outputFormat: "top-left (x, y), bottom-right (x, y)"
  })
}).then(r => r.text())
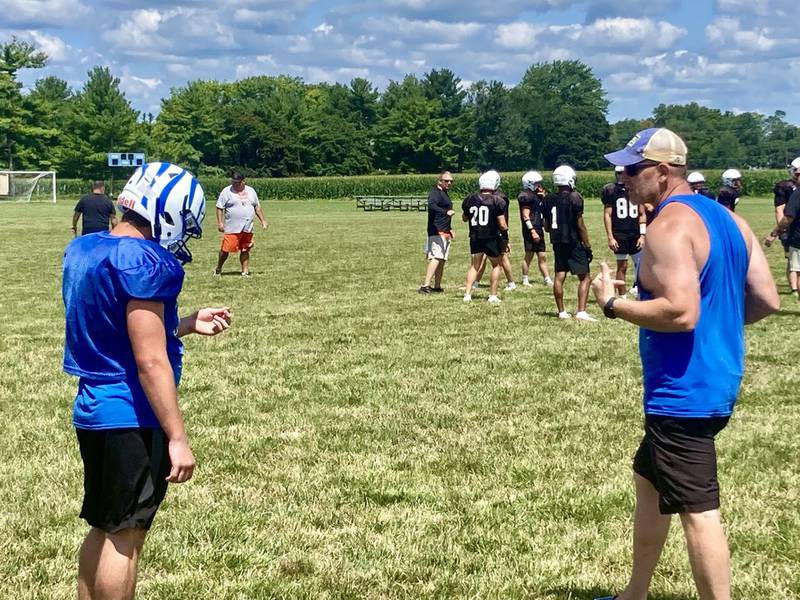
top-left (216, 185), bottom-right (260, 233)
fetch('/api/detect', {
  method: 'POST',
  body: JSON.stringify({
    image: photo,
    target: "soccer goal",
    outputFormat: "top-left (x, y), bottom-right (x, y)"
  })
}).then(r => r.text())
top-left (0, 171), bottom-right (57, 203)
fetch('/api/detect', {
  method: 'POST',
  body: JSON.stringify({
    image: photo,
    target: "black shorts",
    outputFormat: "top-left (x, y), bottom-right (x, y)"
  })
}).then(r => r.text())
top-left (470, 237), bottom-right (501, 258)
top-left (77, 427), bottom-right (170, 533)
top-left (522, 227), bottom-right (546, 253)
top-left (613, 235), bottom-right (641, 259)
top-left (633, 415), bottom-right (730, 515)
top-left (552, 242), bottom-right (590, 275)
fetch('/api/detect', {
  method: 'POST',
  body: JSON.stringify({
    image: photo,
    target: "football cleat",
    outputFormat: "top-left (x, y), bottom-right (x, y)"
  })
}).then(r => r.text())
top-left (487, 295), bottom-right (501, 304)
top-left (544, 277), bottom-right (554, 286)
top-left (576, 311), bottom-right (597, 322)
top-left (505, 282), bottom-right (517, 291)
top-left (418, 286), bottom-right (432, 294)
top-left (463, 294), bottom-right (472, 302)
top-left (558, 311), bottom-right (572, 319)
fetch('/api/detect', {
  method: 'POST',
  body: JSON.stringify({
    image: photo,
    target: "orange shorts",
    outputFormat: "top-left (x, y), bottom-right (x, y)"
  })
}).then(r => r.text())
top-left (221, 232), bottom-right (254, 253)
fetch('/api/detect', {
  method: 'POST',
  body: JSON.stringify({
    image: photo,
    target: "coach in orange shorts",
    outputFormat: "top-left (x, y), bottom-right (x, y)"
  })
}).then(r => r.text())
top-left (214, 171), bottom-right (267, 277)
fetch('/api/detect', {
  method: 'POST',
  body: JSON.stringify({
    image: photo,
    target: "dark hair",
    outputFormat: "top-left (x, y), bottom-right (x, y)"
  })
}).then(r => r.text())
top-left (92, 181), bottom-right (105, 191)
top-left (121, 210), bottom-right (150, 229)
top-left (230, 171), bottom-right (244, 182)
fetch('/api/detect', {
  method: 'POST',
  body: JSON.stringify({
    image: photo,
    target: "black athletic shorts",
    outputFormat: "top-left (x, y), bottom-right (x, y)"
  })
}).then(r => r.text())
top-left (77, 427), bottom-right (170, 533)
top-left (470, 236), bottom-right (501, 258)
top-left (633, 415), bottom-right (730, 515)
top-left (552, 242), bottom-right (590, 275)
top-left (522, 227), bottom-right (546, 253)
top-left (613, 235), bottom-right (641, 259)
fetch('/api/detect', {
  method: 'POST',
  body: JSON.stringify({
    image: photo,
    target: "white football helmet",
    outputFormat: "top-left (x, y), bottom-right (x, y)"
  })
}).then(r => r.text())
top-left (521, 170), bottom-right (543, 191)
top-left (553, 165), bottom-right (576, 189)
top-left (687, 171), bottom-right (706, 184)
top-left (789, 157), bottom-right (800, 175)
top-left (721, 168), bottom-right (742, 187)
top-left (479, 169), bottom-right (501, 191)
top-left (117, 162), bottom-right (206, 264)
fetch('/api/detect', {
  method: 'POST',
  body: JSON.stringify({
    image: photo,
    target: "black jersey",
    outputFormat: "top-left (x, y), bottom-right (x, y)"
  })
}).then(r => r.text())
top-left (543, 188), bottom-right (583, 244)
top-left (518, 190), bottom-right (544, 230)
top-left (600, 182), bottom-right (639, 238)
top-left (496, 189), bottom-right (510, 221)
top-left (773, 180), bottom-right (795, 208)
top-left (717, 186), bottom-right (738, 212)
top-left (694, 187), bottom-right (716, 200)
top-left (785, 188), bottom-right (800, 249)
top-left (462, 192), bottom-right (505, 240)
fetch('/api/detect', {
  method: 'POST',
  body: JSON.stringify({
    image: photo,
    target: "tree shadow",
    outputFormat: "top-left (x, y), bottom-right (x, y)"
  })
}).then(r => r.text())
top-left (544, 587), bottom-right (693, 600)
top-left (774, 309), bottom-right (800, 316)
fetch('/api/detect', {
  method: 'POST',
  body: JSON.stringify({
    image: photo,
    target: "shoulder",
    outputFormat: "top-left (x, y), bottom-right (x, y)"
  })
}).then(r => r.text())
top-left (115, 238), bottom-right (185, 300)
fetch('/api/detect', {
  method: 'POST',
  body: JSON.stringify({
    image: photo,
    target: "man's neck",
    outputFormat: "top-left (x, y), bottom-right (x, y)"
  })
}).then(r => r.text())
top-left (111, 221), bottom-right (150, 240)
top-left (655, 180), bottom-right (693, 207)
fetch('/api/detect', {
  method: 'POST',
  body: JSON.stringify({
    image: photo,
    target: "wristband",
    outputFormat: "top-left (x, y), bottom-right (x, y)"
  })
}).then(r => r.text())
top-left (639, 223), bottom-right (646, 235)
top-left (525, 219), bottom-right (534, 231)
top-left (603, 297), bottom-right (617, 319)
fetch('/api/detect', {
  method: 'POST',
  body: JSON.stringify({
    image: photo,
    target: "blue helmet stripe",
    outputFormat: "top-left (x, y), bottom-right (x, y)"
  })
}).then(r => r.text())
top-left (187, 177), bottom-right (198, 209)
top-left (154, 170), bottom-right (187, 240)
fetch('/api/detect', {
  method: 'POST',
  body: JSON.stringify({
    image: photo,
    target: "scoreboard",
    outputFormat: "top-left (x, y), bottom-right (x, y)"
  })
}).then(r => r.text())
top-left (108, 152), bottom-right (145, 167)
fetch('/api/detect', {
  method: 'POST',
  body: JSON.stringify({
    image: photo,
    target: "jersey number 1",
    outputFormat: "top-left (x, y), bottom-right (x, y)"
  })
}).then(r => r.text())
top-left (550, 206), bottom-right (558, 229)
top-left (469, 205), bottom-right (490, 226)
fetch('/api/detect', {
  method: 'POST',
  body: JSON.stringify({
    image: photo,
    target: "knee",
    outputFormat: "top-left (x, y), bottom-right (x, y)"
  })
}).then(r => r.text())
top-left (680, 509), bottom-right (722, 531)
top-left (107, 528), bottom-right (148, 556)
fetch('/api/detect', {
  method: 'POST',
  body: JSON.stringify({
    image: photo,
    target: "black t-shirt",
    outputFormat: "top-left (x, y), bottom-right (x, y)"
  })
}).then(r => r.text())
top-left (517, 190), bottom-right (544, 231)
top-left (600, 182), bottom-right (639, 238)
top-left (773, 180), bottom-right (795, 208)
top-left (785, 188), bottom-right (800, 248)
top-left (717, 186), bottom-right (738, 212)
top-left (75, 193), bottom-right (116, 234)
top-left (462, 192), bottom-right (504, 240)
top-left (543, 188), bottom-right (584, 244)
top-left (427, 186), bottom-right (453, 236)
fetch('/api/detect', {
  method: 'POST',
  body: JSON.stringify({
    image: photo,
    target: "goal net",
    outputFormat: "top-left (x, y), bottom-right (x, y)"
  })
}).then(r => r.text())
top-left (0, 171), bottom-right (57, 203)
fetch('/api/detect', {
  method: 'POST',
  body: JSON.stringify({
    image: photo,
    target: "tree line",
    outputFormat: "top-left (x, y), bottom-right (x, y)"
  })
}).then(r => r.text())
top-left (3, 38), bottom-right (800, 179)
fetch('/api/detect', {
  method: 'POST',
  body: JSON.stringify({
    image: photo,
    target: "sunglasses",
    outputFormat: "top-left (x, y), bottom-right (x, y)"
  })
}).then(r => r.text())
top-left (441, 178), bottom-right (454, 183)
top-left (624, 161), bottom-right (659, 177)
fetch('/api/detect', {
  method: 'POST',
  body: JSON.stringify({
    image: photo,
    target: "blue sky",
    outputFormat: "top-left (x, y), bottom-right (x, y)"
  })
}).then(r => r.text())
top-left (3, 0), bottom-right (799, 124)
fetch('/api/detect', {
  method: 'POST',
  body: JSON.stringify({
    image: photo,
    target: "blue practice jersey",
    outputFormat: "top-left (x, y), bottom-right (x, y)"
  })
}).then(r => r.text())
top-left (63, 232), bottom-right (185, 429)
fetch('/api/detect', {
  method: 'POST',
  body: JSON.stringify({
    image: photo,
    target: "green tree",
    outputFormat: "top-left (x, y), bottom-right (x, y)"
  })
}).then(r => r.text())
top-left (22, 76), bottom-right (72, 171)
top-left (0, 38), bottom-right (48, 169)
top-left (60, 67), bottom-right (140, 178)
top-left (510, 60), bottom-right (610, 169)
top-left (151, 80), bottom-right (229, 171)
top-left (465, 80), bottom-right (528, 171)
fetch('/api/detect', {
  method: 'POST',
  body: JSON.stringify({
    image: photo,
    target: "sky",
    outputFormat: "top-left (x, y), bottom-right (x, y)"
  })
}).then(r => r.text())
top-left (3, 0), bottom-right (799, 124)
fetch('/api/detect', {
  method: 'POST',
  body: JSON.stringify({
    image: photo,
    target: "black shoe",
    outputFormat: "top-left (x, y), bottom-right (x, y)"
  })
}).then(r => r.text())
top-left (418, 286), bottom-right (432, 294)
top-left (431, 287), bottom-right (444, 293)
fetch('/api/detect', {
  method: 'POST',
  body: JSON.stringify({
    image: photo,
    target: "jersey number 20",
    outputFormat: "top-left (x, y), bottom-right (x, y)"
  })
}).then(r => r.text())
top-left (469, 205), bottom-right (490, 226)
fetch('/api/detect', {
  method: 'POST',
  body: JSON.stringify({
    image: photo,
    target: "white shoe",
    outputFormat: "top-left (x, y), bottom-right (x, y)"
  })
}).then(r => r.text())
top-left (505, 282), bottom-right (517, 291)
top-left (472, 281), bottom-right (480, 290)
top-left (522, 279), bottom-right (533, 287)
top-left (488, 295), bottom-right (501, 304)
top-left (575, 311), bottom-right (597, 322)
top-left (544, 277), bottom-right (554, 287)
top-left (463, 294), bottom-right (472, 302)
top-left (558, 311), bottom-right (572, 319)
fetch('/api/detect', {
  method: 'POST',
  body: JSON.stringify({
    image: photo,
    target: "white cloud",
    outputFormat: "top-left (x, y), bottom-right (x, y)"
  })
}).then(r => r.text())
top-left (313, 23), bottom-right (333, 35)
top-left (608, 72), bottom-right (654, 92)
top-left (0, 0), bottom-right (88, 27)
top-left (19, 31), bottom-right (70, 62)
top-left (496, 23), bottom-right (544, 50)
top-left (706, 17), bottom-right (776, 53)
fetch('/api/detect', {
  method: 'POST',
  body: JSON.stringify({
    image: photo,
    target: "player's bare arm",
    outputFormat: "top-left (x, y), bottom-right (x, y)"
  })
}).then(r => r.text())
top-left (177, 307), bottom-right (232, 337)
top-left (593, 205), bottom-right (703, 332)
top-left (216, 207), bottom-right (225, 232)
top-left (726, 212), bottom-right (780, 323)
top-left (127, 299), bottom-right (195, 484)
top-left (576, 215), bottom-right (591, 248)
top-left (765, 213), bottom-right (794, 245)
top-left (255, 205), bottom-right (268, 229)
top-left (603, 205), bottom-right (617, 251)
top-left (497, 214), bottom-right (508, 232)
top-left (521, 207), bottom-right (540, 241)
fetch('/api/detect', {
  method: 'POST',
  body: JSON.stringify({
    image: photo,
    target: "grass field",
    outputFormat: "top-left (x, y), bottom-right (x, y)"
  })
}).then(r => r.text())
top-left (0, 195), bottom-right (798, 599)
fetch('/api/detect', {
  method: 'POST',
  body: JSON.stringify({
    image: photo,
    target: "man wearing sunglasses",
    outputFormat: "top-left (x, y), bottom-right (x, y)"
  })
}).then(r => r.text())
top-left (420, 171), bottom-right (455, 293)
top-left (592, 128), bottom-right (779, 600)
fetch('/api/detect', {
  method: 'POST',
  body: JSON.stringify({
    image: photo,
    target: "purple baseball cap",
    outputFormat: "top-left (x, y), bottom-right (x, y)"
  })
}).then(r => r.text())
top-left (605, 127), bottom-right (687, 167)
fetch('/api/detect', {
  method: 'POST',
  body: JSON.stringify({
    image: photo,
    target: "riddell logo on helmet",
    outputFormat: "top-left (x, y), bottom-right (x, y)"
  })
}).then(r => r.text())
top-left (118, 196), bottom-right (136, 210)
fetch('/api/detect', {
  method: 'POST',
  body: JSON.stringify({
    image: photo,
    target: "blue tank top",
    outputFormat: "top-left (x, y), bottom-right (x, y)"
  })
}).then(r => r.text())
top-left (638, 194), bottom-right (748, 418)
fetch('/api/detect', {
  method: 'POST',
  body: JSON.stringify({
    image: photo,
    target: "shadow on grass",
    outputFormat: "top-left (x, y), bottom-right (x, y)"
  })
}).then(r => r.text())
top-left (774, 309), bottom-right (800, 316)
top-left (545, 587), bottom-right (693, 600)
